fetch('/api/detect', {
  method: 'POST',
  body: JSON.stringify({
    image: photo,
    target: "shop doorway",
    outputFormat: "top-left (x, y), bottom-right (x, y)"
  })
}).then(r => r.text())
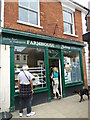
top-left (49, 58), bottom-right (62, 99)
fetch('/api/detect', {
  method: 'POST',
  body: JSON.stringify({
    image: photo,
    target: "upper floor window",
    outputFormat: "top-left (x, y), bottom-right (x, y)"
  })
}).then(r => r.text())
top-left (63, 9), bottom-right (75, 35)
top-left (19, 0), bottom-right (40, 26)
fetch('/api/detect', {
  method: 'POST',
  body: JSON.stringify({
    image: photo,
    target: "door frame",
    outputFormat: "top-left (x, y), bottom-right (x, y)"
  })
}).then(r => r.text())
top-left (48, 49), bottom-right (63, 98)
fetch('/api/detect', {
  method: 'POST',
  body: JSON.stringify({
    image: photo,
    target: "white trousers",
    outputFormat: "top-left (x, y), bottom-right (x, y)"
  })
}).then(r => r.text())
top-left (53, 80), bottom-right (60, 96)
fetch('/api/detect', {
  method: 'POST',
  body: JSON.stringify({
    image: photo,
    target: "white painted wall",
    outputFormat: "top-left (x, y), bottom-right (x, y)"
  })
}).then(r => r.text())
top-left (1, 0), bottom-right (4, 28)
top-left (0, 44), bottom-right (1, 111)
top-left (82, 12), bottom-right (87, 34)
top-left (0, 45), bottom-right (10, 112)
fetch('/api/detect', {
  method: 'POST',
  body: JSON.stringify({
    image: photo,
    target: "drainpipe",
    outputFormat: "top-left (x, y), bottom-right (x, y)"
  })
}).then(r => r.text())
top-left (85, 10), bottom-right (90, 31)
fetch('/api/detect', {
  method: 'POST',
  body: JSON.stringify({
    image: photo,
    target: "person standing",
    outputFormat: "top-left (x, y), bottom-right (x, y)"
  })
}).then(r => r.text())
top-left (18, 64), bottom-right (35, 117)
top-left (51, 67), bottom-right (61, 99)
top-left (50, 67), bottom-right (53, 99)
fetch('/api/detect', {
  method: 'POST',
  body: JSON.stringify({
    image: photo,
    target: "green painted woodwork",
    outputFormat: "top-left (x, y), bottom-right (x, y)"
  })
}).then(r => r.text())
top-left (79, 50), bottom-right (85, 86)
top-left (14, 88), bottom-right (48, 97)
top-left (60, 49), bottom-right (66, 97)
top-left (2, 28), bottom-right (85, 47)
top-left (1, 28), bottom-right (86, 111)
top-left (10, 45), bottom-right (15, 112)
top-left (45, 47), bottom-right (51, 102)
top-left (65, 81), bottom-right (83, 87)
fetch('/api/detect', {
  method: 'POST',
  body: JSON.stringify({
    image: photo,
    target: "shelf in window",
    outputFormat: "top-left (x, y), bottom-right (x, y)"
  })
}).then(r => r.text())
top-left (33, 81), bottom-right (46, 86)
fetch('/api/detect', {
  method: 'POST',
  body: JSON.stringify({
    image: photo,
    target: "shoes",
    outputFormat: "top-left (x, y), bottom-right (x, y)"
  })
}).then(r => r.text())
top-left (53, 97), bottom-right (57, 99)
top-left (27, 111), bottom-right (35, 117)
top-left (58, 95), bottom-right (61, 99)
top-left (19, 113), bottom-right (23, 117)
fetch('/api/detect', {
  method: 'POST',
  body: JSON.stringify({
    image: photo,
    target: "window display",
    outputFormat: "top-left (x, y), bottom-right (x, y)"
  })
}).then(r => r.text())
top-left (15, 46), bottom-right (46, 93)
top-left (64, 50), bottom-right (81, 84)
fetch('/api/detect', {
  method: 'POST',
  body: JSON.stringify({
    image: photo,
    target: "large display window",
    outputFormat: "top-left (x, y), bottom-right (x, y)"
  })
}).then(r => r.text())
top-left (14, 46), bottom-right (46, 92)
top-left (64, 50), bottom-right (82, 84)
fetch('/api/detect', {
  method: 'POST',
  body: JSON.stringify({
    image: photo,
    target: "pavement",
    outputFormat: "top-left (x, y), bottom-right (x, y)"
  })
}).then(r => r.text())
top-left (11, 95), bottom-right (88, 118)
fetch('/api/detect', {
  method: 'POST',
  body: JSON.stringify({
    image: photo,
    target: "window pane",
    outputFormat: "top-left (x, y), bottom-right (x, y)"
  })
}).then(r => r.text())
top-left (29, 11), bottom-right (38, 25)
top-left (30, 0), bottom-right (38, 11)
top-left (19, 0), bottom-right (29, 7)
top-left (63, 10), bottom-right (72, 23)
top-left (64, 23), bottom-right (71, 33)
top-left (15, 46), bottom-right (46, 92)
top-left (64, 50), bottom-right (81, 84)
top-left (19, 7), bottom-right (28, 22)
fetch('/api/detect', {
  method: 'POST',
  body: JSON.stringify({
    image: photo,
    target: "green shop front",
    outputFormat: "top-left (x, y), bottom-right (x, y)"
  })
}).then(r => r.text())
top-left (1, 28), bottom-right (85, 111)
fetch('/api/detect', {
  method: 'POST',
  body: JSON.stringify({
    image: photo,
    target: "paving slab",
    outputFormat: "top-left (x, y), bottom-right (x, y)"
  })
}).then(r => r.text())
top-left (11, 95), bottom-right (88, 118)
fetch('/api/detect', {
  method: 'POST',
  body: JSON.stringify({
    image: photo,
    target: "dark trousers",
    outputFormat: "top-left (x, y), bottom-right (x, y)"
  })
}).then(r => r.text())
top-left (19, 97), bottom-right (31, 114)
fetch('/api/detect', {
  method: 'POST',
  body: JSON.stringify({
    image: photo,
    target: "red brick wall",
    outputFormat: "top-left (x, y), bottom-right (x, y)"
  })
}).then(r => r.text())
top-left (4, 2), bottom-right (83, 42)
top-left (82, 48), bottom-right (88, 88)
top-left (4, 2), bottom-right (87, 86)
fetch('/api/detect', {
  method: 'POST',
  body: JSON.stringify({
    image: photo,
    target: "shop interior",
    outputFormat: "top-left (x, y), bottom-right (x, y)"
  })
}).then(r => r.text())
top-left (14, 46), bottom-right (46, 93)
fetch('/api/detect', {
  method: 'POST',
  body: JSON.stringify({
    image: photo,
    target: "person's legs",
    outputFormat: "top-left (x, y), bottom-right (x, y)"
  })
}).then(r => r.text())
top-left (56, 84), bottom-right (60, 97)
top-left (53, 85), bottom-right (57, 98)
top-left (19, 97), bottom-right (23, 113)
top-left (26, 97), bottom-right (31, 114)
top-left (26, 97), bottom-right (35, 117)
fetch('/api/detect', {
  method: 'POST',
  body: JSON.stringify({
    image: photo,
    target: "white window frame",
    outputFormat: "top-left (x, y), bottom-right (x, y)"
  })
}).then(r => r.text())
top-left (62, 4), bottom-right (78, 37)
top-left (63, 7), bottom-right (75, 35)
top-left (17, 0), bottom-right (43, 29)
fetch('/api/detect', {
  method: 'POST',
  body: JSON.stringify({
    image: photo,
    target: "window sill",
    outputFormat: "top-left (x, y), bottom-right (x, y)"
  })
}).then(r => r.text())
top-left (63, 32), bottom-right (78, 38)
top-left (14, 87), bottom-right (48, 97)
top-left (65, 81), bottom-right (83, 88)
top-left (17, 20), bottom-right (43, 29)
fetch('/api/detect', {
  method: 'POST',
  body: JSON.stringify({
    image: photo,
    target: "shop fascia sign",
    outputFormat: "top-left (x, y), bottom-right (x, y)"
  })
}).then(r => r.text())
top-left (27, 40), bottom-right (61, 48)
top-left (61, 45), bottom-right (80, 50)
top-left (2, 37), bottom-right (61, 48)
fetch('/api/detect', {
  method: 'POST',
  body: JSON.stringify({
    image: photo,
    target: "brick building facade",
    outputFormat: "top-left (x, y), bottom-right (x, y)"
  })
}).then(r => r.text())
top-left (0, 0), bottom-right (88, 112)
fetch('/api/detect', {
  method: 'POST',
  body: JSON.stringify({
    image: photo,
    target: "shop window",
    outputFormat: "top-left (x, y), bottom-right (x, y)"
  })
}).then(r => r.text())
top-left (19, 0), bottom-right (39, 25)
top-left (15, 46), bottom-right (46, 92)
top-left (63, 9), bottom-right (75, 35)
top-left (64, 50), bottom-right (81, 84)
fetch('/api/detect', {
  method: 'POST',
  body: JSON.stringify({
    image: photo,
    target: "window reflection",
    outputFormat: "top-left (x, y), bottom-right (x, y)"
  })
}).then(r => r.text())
top-left (49, 49), bottom-right (59, 58)
top-left (64, 50), bottom-right (81, 83)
